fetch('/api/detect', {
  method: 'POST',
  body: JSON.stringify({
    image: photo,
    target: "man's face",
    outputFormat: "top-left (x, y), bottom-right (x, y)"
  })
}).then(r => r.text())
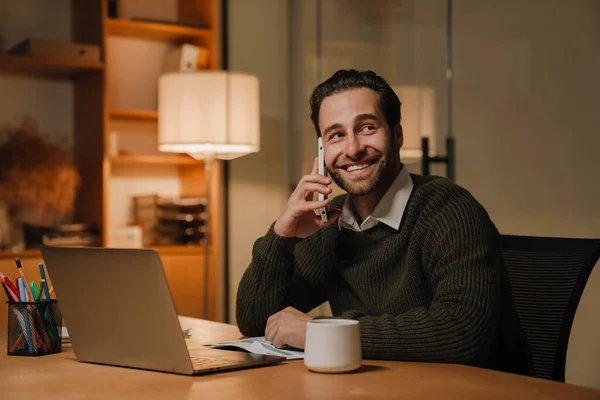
top-left (319, 88), bottom-right (403, 197)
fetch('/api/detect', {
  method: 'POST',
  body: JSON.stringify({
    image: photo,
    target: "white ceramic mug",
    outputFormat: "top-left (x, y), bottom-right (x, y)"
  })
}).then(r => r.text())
top-left (304, 319), bottom-right (362, 373)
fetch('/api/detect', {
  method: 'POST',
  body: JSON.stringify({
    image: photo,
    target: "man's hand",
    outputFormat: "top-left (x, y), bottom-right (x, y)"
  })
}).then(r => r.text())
top-left (274, 157), bottom-right (341, 238)
top-left (265, 307), bottom-right (313, 349)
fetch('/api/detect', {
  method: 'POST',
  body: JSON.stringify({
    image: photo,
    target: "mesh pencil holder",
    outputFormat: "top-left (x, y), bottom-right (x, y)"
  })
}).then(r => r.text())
top-left (7, 300), bottom-right (62, 356)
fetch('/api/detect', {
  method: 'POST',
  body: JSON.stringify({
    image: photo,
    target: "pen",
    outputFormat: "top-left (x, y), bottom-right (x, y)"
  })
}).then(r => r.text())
top-left (32, 308), bottom-right (52, 351)
top-left (30, 281), bottom-right (40, 302)
top-left (38, 264), bottom-right (53, 305)
top-left (38, 263), bottom-right (59, 344)
top-left (29, 276), bottom-right (52, 349)
top-left (3, 272), bottom-right (31, 351)
top-left (4, 275), bottom-right (51, 352)
top-left (2, 280), bottom-right (13, 301)
top-left (0, 273), bottom-right (20, 302)
top-left (12, 304), bottom-right (49, 353)
top-left (9, 309), bottom-right (50, 353)
top-left (37, 283), bottom-right (44, 301)
top-left (15, 258), bottom-right (34, 302)
top-left (18, 277), bottom-right (35, 353)
top-left (17, 277), bottom-right (48, 352)
top-left (7, 283), bottom-right (51, 351)
top-left (10, 309), bottom-right (29, 351)
top-left (13, 278), bottom-right (20, 299)
top-left (20, 280), bottom-right (50, 352)
top-left (9, 331), bottom-right (25, 352)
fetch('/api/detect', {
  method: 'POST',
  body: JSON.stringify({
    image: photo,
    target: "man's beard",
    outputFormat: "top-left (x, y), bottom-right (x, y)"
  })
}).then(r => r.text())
top-left (329, 154), bottom-right (386, 197)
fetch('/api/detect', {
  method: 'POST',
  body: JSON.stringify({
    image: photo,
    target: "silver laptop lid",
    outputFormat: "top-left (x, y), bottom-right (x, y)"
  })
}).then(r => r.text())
top-left (41, 246), bottom-right (194, 375)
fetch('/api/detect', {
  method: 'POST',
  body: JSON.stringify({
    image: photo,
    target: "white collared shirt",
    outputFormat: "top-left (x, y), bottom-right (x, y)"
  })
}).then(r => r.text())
top-left (338, 166), bottom-right (414, 232)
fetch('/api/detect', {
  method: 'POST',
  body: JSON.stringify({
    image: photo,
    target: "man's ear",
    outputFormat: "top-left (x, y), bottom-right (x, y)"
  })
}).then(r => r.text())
top-left (394, 124), bottom-right (404, 148)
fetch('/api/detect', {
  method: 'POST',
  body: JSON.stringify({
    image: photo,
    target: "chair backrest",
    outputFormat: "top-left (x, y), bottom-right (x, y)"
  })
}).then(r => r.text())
top-left (501, 235), bottom-right (600, 382)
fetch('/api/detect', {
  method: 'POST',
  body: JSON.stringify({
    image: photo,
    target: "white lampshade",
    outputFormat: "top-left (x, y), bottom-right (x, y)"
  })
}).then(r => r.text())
top-left (158, 71), bottom-right (260, 160)
top-left (391, 85), bottom-right (437, 164)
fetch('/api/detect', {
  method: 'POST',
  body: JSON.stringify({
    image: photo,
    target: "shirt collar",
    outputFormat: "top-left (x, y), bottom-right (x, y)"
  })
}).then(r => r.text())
top-left (338, 165), bottom-right (414, 232)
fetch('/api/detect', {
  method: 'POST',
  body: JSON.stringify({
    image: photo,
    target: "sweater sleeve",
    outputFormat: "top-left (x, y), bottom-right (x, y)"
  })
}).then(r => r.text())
top-left (337, 193), bottom-right (502, 366)
top-left (235, 224), bottom-right (327, 337)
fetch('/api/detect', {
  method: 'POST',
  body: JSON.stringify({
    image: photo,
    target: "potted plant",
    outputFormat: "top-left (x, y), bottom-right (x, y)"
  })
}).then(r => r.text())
top-left (0, 117), bottom-right (80, 250)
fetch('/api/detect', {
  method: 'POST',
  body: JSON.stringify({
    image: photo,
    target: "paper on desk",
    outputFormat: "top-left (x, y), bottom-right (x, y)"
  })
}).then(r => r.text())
top-left (205, 337), bottom-right (304, 360)
top-left (61, 327), bottom-right (68, 342)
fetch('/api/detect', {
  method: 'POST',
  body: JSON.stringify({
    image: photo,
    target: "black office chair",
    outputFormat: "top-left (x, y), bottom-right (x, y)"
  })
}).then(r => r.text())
top-left (501, 234), bottom-right (600, 382)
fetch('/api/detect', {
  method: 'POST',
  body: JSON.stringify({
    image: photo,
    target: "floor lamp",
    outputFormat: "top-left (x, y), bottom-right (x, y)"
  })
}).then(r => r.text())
top-left (157, 71), bottom-right (260, 319)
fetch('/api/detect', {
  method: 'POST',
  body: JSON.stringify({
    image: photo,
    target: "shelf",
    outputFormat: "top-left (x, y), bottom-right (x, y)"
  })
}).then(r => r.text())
top-left (109, 109), bottom-right (158, 121)
top-left (106, 18), bottom-right (212, 43)
top-left (0, 53), bottom-right (103, 79)
top-left (151, 245), bottom-right (205, 255)
top-left (110, 154), bottom-right (202, 166)
top-left (0, 249), bottom-right (42, 260)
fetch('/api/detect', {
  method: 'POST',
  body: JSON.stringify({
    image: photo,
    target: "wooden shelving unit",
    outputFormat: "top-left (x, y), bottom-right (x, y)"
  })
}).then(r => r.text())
top-left (106, 18), bottom-right (212, 43)
top-left (109, 109), bottom-right (158, 121)
top-left (0, 0), bottom-right (225, 322)
top-left (110, 154), bottom-right (202, 166)
top-left (0, 53), bottom-right (103, 79)
top-left (0, 249), bottom-right (41, 260)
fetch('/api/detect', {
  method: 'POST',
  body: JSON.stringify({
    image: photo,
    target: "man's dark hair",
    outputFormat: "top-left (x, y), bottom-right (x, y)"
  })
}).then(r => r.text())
top-left (309, 69), bottom-right (401, 137)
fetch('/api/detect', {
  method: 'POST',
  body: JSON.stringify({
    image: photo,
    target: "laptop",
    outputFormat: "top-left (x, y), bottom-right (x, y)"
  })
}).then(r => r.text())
top-left (40, 246), bottom-right (285, 375)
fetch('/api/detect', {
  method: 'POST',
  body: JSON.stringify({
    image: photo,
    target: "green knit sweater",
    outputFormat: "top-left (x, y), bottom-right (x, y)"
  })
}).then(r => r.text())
top-left (236, 174), bottom-right (532, 374)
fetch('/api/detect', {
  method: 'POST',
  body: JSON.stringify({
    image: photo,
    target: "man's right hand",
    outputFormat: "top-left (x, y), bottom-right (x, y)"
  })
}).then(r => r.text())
top-left (274, 157), bottom-right (341, 238)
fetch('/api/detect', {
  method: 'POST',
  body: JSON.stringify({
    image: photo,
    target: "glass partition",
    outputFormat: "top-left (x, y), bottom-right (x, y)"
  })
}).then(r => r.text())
top-left (289, 0), bottom-right (450, 195)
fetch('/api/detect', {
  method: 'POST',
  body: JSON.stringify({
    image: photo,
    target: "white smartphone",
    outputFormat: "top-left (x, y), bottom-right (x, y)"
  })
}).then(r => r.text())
top-left (317, 137), bottom-right (328, 222)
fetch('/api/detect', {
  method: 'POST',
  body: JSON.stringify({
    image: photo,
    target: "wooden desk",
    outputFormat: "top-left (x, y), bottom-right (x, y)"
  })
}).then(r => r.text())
top-left (1, 317), bottom-right (599, 400)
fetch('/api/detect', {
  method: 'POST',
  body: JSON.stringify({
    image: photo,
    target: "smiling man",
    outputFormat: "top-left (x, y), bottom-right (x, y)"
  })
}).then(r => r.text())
top-left (236, 69), bottom-right (532, 375)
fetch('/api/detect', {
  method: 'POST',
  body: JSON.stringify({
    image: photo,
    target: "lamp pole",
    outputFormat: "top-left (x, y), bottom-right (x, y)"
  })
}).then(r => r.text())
top-left (158, 71), bottom-right (260, 322)
top-left (203, 153), bottom-right (214, 320)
